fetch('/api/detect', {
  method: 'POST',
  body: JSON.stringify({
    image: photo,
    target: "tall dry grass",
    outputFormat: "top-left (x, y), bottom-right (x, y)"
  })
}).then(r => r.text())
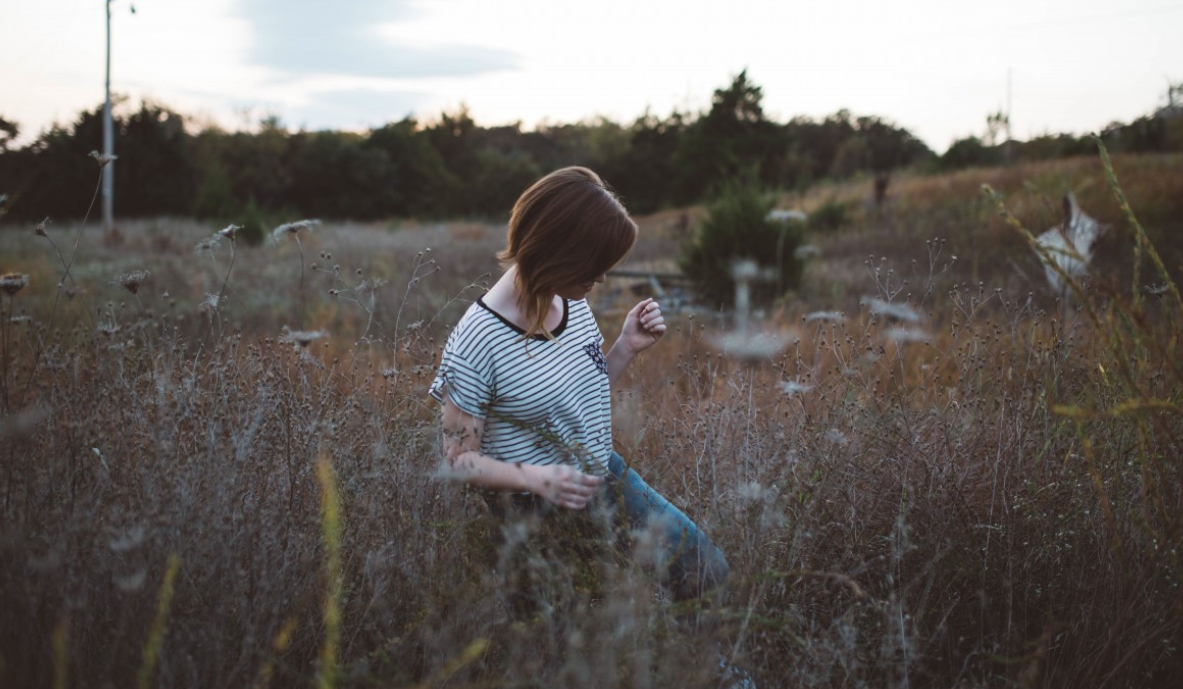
top-left (0, 147), bottom-right (1180, 688)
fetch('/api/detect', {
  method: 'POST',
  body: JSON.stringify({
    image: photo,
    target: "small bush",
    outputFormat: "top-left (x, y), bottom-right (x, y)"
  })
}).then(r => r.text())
top-left (238, 195), bottom-right (267, 246)
top-left (806, 197), bottom-right (850, 232)
top-left (680, 179), bottom-right (805, 309)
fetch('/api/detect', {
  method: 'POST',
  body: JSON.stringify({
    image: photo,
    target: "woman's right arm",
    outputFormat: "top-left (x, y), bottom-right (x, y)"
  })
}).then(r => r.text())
top-left (440, 398), bottom-right (604, 509)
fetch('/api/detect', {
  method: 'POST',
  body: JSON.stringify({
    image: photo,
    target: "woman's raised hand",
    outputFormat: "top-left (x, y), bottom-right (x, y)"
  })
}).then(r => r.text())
top-left (620, 298), bottom-right (666, 354)
top-left (526, 464), bottom-right (605, 510)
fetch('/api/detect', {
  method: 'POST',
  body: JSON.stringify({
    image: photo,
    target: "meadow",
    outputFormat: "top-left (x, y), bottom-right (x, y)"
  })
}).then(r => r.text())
top-left (0, 148), bottom-right (1181, 688)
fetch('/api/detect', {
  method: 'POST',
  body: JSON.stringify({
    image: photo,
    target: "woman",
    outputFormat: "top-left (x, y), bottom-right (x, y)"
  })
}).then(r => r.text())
top-left (429, 166), bottom-right (729, 603)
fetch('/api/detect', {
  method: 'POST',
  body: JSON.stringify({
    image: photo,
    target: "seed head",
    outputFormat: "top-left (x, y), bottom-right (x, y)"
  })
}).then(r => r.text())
top-left (0, 273), bottom-right (29, 296)
top-left (113, 569), bottom-right (147, 593)
top-left (88, 150), bottom-right (118, 168)
top-left (271, 219), bottom-right (321, 241)
top-left (823, 428), bottom-right (849, 446)
top-left (803, 310), bottom-right (846, 324)
top-left (709, 330), bottom-right (793, 362)
top-left (279, 327), bottom-right (326, 348)
top-left (218, 223), bottom-right (242, 240)
top-left (884, 327), bottom-right (931, 344)
top-left (862, 297), bottom-right (921, 324)
top-left (194, 235), bottom-right (222, 253)
top-left (32, 217), bottom-right (50, 237)
top-left (114, 270), bottom-right (150, 294)
top-left (778, 380), bottom-right (813, 397)
top-left (730, 259), bottom-right (760, 281)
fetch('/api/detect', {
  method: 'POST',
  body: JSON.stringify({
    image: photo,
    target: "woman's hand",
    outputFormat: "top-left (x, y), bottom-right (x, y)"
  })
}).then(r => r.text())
top-left (619, 298), bottom-right (666, 355)
top-left (525, 464), bottom-right (605, 510)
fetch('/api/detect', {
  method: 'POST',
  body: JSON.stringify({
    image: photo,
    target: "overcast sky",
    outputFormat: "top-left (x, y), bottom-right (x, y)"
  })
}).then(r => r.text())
top-left (3, 0), bottom-right (1181, 152)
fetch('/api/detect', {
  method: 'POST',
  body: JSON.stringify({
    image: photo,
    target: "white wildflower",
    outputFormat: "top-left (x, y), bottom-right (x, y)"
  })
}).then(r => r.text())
top-left (804, 310), bottom-right (846, 324)
top-left (778, 380), bottom-right (813, 397)
top-left (113, 270), bottom-right (150, 294)
top-left (218, 223), bottom-right (243, 240)
top-left (194, 235), bottom-right (222, 253)
top-left (709, 330), bottom-right (794, 362)
top-left (271, 219), bottom-right (321, 240)
top-left (279, 328), bottom-right (326, 348)
top-left (731, 259), bottom-right (760, 281)
top-left (113, 569), bottom-right (147, 592)
top-left (793, 244), bottom-right (822, 260)
top-left (738, 481), bottom-right (773, 502)
top-left (767, 209), bottom-right (808, 223)
top-left (863, 297), bottom-right (921, 323)
top-left (108, 525), bottom-right (146, 552)
top-left (0, 273), bottom-right (29, 296)
top-left (884, 327), bottom-right (931, 344)
top-left (88, 150), bottom-right (118, 167)
top-left (823, 428), bottom-right (849, 445)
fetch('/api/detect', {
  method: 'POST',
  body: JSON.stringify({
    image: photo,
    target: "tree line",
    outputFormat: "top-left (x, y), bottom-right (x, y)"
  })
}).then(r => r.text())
top-left (1, 71), bottom-right (1179, 235)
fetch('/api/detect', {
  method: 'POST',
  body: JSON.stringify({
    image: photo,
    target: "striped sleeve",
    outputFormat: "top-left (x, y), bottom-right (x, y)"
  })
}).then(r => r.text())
top-left (429, 344), bottom-right (492, 419)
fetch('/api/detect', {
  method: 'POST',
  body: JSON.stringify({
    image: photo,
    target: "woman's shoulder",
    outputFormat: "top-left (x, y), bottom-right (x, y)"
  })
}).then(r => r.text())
top-left (565, 298), bottom-right (602, 332)
top-left (444, 298), bottom-right (519, 353)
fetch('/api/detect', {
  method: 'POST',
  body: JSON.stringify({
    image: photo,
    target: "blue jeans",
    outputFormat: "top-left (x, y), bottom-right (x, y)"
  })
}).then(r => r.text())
top-left (490, 453), bottom-right (729, 602)
top-left (600, 452), bottom-right (730, 601)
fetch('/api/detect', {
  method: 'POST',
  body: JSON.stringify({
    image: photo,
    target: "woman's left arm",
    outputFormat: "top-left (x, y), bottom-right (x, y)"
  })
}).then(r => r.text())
top-left (606, 297), bottom-right (666, 388)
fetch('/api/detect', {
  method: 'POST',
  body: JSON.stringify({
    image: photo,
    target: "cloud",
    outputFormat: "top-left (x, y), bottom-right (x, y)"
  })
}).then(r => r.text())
top-left (236, 0), bottom-right (519, 79)
top-left (284, 88), bottom-right (431, 131)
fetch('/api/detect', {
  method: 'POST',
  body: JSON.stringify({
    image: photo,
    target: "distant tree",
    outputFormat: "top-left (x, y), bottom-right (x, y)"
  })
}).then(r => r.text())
top-left (464, 147), bottom-right (542, 218)
top-left (219, 117), bottom-right (295, 212)
top-left (856, 115), bottom-right (931, 172)
top-left (289, 131), bottom-right (396, 219)
top-left (0, 117), bottom-right (18, 152)
top-left (1016, 134), bottom-right (1093, 162)
top-left (2, 105), bottom-right (111, 221)
top-left (366, 117), bottom-right (456, 217)
top-left (673, 70), bottom-right (786, 203)
top-left (602, 109), bottom-right (687, 213)
top-left (787, 111), bottom-right (855, 181)
top-left (114, 101), bottom-right (196, 216)
top-left (985, 110), bottom-right (1009, 146)
top-left (830, 135), bottom-right (870, 179)
top-left (938, 136), bottom-right (1001, 170)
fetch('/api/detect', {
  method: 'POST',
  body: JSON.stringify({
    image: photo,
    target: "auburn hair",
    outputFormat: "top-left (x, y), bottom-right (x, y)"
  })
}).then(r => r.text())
top-left (498, 167), bottom-right (637, 340)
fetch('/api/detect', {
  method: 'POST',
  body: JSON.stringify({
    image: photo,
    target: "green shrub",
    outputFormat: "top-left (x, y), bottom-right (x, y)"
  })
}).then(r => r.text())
top-left (238, 195), bottom-right (267, 247)
top-left (807, 197), bottom-right (850, 232)
top-left (680, 178), bottom-right (805, 309)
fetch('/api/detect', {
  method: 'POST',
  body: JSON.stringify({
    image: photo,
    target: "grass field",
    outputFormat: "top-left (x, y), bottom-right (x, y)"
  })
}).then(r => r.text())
top-left (0, 150), bottom-right (1181, 688)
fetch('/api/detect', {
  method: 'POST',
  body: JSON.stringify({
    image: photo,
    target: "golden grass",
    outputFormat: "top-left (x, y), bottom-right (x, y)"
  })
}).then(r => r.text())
top-left (0, 150), bottom-right (1180, 687)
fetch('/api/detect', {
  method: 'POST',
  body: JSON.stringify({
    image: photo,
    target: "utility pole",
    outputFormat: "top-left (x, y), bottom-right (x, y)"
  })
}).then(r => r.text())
top-left (1004, 68), bottom-right (1013, 165)
top-left (102, 0), bottom-right (115, 232)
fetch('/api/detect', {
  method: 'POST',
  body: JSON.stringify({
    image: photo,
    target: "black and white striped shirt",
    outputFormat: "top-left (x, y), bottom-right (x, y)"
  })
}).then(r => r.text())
top-left (429, 296), bottom-right (612, 476)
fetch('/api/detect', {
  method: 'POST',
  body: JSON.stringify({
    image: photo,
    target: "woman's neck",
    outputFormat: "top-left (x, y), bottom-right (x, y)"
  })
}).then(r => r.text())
top-left (484, 266), bottom-right (564, 334)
